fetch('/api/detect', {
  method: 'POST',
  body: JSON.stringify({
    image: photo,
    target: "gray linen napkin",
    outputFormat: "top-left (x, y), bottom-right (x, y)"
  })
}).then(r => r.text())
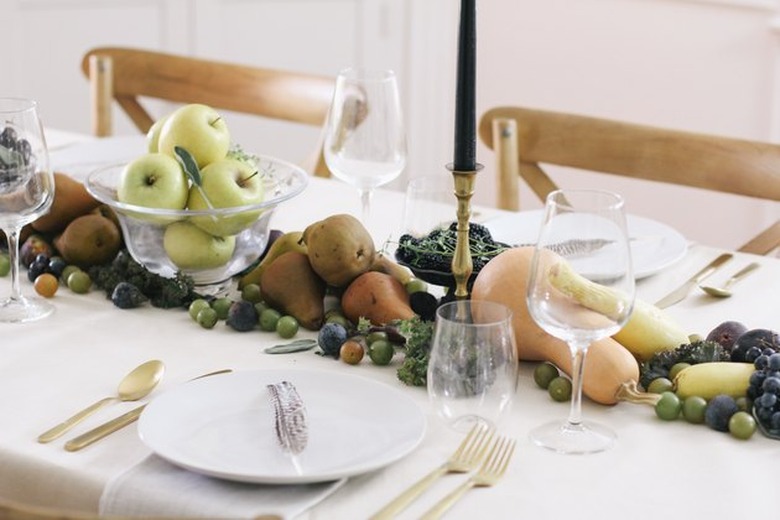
top-left (99, 455), bottom-right (345, 519)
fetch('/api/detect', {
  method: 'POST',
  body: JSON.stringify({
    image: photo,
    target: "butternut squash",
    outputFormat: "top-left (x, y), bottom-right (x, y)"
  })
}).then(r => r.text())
top-left (470, 247), bottom-right (640, 405)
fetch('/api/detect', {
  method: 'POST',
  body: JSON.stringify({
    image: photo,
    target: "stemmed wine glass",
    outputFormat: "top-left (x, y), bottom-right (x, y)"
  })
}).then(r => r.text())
top-left (323, 68), bottom-right (407, 225)
top-left (0, 98), bottom-right (55, 323)
top-left (526, 189), bottom-right (635, 454)
top-left (427, 300), bottom-right (518, 432)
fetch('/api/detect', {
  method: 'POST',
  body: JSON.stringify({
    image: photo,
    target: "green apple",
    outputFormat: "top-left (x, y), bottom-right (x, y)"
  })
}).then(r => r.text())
top-left (187, 158), bottom-right (265, 236)
top-left (158, 104), bottom-right (230, 168)
top-left (117, 153), bottom-right (189, 210)
top-left (163, 221), bottom-right (236, 270)
top-left (146, 114), bottom-right (170, 153)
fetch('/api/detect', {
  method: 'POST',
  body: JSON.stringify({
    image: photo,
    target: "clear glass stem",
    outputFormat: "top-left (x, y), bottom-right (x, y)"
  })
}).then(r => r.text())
top-left (566, 339), bottom-right (590, 427)
top-left (6, 227), bottom-right (23, 301)
top-left (359, 188), bottom-right (374, 224)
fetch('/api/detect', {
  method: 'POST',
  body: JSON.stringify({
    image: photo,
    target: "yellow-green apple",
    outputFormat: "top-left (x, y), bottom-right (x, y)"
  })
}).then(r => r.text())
top-left (117, 153), bottom-right (189, 210)
top-left (146, 113), bottom-right (170, 153)
top-left (163, 221), bottom-right (236, 270)
top-left (187, 158), bottom-right (265, 236)
top-left (158, 104), bottom-right (230, 168)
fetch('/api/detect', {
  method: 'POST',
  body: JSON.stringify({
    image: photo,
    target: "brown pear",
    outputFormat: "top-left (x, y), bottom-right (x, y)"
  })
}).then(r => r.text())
top-left (32, 172), bottom-right (102, 233)
top-left (53, 213), bottom-right (122, 267)
top-left (302, 214), bottom-right (376, 287)
top-left (260, 251), bottom-right (326, 330)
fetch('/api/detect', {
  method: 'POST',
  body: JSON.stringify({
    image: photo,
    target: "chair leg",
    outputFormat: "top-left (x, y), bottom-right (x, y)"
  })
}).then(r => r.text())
top-left (738, 220), bottom-right (780, 256)
top-left (89, 55), bottom-right (113, 137)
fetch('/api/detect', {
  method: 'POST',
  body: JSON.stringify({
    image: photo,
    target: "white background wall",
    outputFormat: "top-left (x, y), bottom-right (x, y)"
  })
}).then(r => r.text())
top-left (3, 0), bottom-right (779, 251)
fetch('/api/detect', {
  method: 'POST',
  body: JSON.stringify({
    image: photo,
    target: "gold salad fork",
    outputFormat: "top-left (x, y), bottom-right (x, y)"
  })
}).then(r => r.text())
top-left (369, 424), bottom-right (493, 520)
top-left (419, 434), bottom-right (516, 520)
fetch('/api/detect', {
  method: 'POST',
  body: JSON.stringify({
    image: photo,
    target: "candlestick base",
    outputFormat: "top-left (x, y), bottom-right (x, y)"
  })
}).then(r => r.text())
top-left (447, 162), bottom-right (483, 299)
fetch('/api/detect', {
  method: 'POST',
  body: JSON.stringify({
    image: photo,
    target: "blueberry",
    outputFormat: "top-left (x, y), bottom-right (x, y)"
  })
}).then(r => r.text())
top-left (704, 394), bottom-right (739, 432)
top-left (771, 412), bottom-right (780, 432)
top-left (762, 376), bottom-right (780, 395)
top-left (757, 392), bottom-right (777, 410)
top-left (111, 282), bottom-right (148, 309)
top-left (27, 254), bottom-right (50, 282)
top-left (750, 370), bottom-right (767, 388)
top-left (317, 322), bottom-right (348, 358)
top-left (755, 355), bottom-right (770, 370)
top-left (745, 347), bottom-right (763, 363)
top-left (226, 300), bottom-right (258, 332)
top-left (769, 354), bottom-right (780, 372)
top-left (47, 257), bottom-right (67, 278)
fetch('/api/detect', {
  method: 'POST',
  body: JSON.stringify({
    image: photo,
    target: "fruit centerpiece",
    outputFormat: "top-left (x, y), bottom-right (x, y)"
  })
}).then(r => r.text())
top-left (85, 104), bottom-right (307, 294)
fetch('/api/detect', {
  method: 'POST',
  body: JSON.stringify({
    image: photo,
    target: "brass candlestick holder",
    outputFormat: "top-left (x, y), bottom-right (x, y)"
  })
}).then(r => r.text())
top-left (448, 162), bottom-right (482, 299)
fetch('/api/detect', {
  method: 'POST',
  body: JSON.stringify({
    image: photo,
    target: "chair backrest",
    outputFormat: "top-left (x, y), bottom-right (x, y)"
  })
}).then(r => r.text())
top-left (80, 47), bottom-right (336, 177)
top-left (478, 106), bottom-right (780, 255)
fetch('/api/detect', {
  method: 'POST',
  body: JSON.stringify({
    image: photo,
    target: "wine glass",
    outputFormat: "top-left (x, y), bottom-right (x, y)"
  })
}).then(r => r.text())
top-left (526, 189), bottom-right (635, 454)
top-left (427, 300), bottom-right (518, 432)
top-left (323, 68), bottom-right (407, 225)
top-left (0, 98), bottom-right (55, 323)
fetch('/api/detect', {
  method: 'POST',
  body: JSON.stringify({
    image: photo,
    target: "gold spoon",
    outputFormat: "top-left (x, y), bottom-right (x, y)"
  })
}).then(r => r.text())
top-left (699, 262), bottom-right (760, 298)
top-left (37, 359), bottom-right (165, 443)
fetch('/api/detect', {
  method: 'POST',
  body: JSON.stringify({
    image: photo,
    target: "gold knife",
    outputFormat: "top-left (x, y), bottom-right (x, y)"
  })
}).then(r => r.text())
top-left (654, 253), bottom-right (733, 309)
top-left (64, 369), bottom-right (233, 452)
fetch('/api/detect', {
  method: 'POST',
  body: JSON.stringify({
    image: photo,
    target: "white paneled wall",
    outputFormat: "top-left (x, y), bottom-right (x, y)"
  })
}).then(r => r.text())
top-left (3, 0), bottom-right (779, 250)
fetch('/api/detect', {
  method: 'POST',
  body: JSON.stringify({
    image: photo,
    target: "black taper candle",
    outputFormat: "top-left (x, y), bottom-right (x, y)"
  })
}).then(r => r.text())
top-left (453, 0), bottom-right (477, 172)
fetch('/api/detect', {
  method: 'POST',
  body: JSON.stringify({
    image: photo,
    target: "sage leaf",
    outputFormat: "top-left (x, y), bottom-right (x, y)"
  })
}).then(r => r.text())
top-left (174, 146), bottom-right (201, 186)
top-left (264, 339), bottom-right (318, 354)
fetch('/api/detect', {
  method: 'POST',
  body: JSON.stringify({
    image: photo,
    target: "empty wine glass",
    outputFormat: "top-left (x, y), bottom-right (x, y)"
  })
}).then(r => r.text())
top-left (323, 68), bottom-right (407, 225)
top-left (401, 175), bottom-right (456, 239)
top-left (527, 189), bottom-right (635, 454)
top-left (0, 98), bottom-right (55, 323)
top-left (427, 300), bottom-right (518, 432)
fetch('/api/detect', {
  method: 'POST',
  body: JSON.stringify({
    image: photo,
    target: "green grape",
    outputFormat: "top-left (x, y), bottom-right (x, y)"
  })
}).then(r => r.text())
top-left (0, 253), bottom-right (10, 276)
top-left (67, 270), bottom-right (92, 294)
top-left (533, 362), bottom-right (559, 390)
top-left (368, 339), bottom-right (394, 366)
top-left (647, 377), bottom-right (674, 394)
top-left (188, 299), bottom-right (211, 321)
top-left (728, 411), bottom-right (756, 440)
top-left (241, 283), bottom-right (263, 304)
top-left (259, 308), bottom-right (282, 332)
top-left (548, 376), bottom-right (572, 402)
top-left (211, 297), bottom-right (232, 320)
top-left (196, 308), bottom-right (219, 329)
top-left (682, 396), bottom-right (707, 424)
top-left (276, 315), bottom-right (299, 339)
top-left (655, 391), bottom-right (682, 421)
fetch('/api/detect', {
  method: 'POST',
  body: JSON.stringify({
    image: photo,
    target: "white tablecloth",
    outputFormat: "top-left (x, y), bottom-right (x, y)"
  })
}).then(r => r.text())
top-left (1, 132), bottom-right (779, 519)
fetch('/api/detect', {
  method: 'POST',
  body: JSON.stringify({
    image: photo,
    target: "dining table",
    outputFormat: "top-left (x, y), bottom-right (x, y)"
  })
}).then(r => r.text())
top-left (1, 129), bottom-right (779, 520)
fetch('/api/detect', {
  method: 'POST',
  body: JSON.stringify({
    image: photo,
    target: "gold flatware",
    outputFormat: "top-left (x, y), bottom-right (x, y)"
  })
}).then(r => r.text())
top-left (654, 253), bottom-right (733, 309)
top-left (37, 359), bottom-right (165, 443)
top-left (369, 423), bottom-right (492, 520)
top-left (699, 261), bottom-right (760, 298)
top-left (63, 369), bottom-right (232, 451)
top-left (419, 434), bottom-right (516, 520)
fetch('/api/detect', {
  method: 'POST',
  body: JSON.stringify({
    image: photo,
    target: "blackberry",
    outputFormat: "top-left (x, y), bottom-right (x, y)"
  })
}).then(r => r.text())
top-left (111, 282), bottom-right (148, 309)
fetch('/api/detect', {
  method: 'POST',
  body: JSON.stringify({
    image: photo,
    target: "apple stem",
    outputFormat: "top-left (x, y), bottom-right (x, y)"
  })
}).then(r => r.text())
top-left (238, 170), bottom-right (260, 188)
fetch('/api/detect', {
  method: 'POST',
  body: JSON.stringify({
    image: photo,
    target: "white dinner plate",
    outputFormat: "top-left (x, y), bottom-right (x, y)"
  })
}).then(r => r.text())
top-left (138, 369), bottom-right (426, 484)
top-left (483, 211), bottom-right (688, 279)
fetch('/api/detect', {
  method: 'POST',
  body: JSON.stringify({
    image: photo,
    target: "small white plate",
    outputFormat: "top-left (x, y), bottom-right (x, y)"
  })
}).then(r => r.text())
top-left (483, 211), bottom-right (688, 279)
top-left (138, 369), bottom-right (426, 484)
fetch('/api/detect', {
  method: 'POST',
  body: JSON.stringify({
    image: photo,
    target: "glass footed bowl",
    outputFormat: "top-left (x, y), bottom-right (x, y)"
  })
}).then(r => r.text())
top-left (85, 156), bottom-right (308, 295)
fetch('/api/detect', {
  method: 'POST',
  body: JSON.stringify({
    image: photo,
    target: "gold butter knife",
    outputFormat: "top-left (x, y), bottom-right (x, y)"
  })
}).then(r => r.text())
top-left (654, 253), bottom-right (733, 309)
top-left (64, 369), bottom-right (232, 452)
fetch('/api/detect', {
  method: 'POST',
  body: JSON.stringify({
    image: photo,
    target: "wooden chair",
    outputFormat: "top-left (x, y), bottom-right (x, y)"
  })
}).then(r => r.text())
top-left (80, 47), bottom-right (336, 177)
top-left (478, 106), bottom-right (780, 255)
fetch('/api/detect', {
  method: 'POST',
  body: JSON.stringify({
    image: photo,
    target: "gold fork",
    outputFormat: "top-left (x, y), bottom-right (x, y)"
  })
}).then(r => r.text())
top-left (419, 434), bottom-right (516, 520)
top-left (369, 423), bottom-right (493, 520)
